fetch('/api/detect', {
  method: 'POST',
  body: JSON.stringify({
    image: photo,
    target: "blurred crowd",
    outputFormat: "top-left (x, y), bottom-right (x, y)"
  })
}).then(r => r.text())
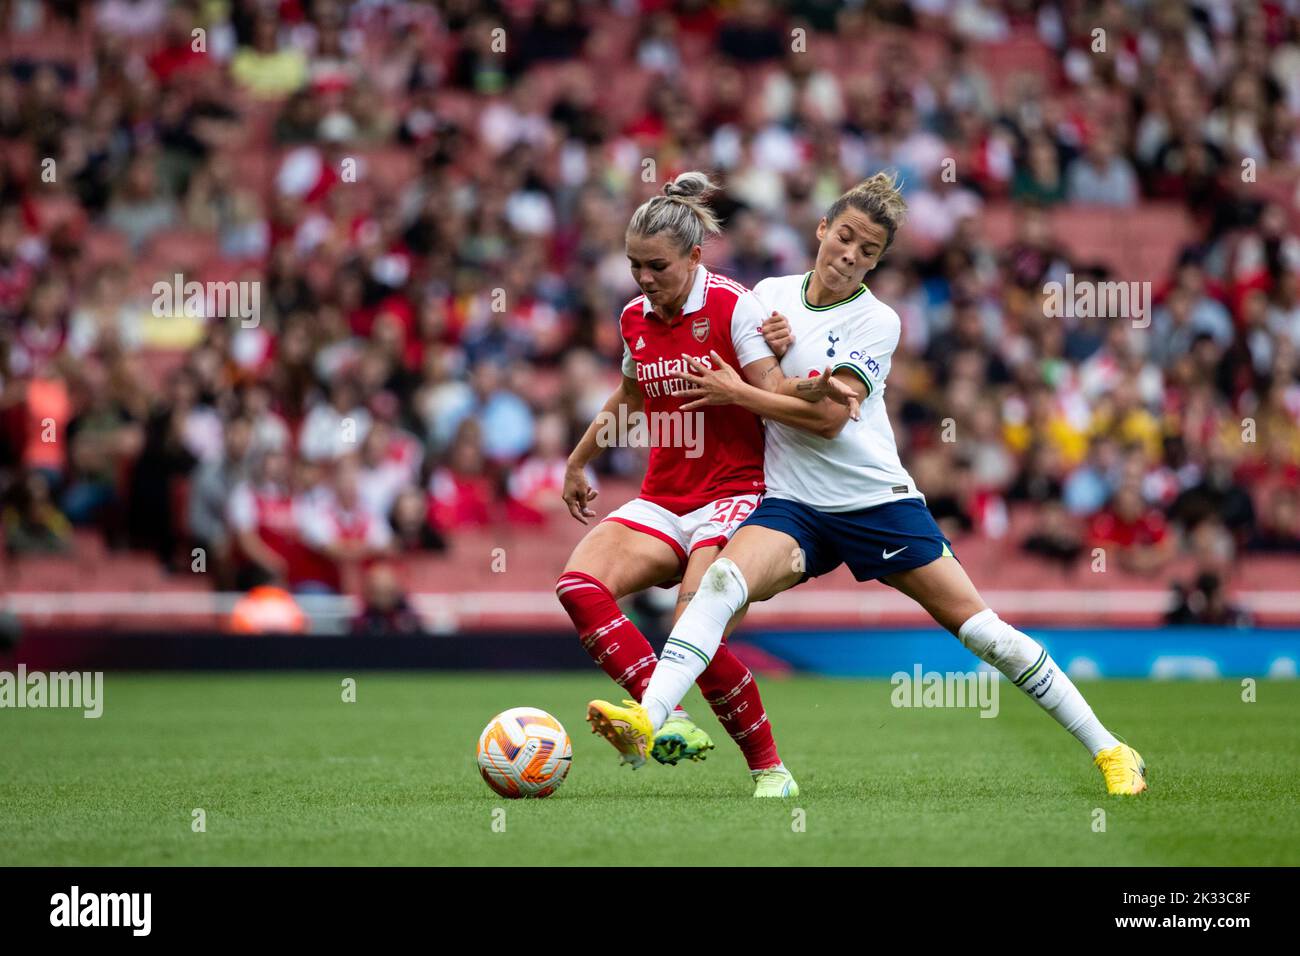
top-left (0, 0), bottom-right (1299, 625)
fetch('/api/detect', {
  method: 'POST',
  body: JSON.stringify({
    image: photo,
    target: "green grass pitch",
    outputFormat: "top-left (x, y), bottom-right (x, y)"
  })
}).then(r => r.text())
top-left (2, 672), bottom-right (1297, 866)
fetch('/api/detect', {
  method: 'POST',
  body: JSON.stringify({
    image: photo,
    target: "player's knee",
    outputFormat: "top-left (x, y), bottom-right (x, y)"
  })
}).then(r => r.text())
top-left (957, 607), bottom-right (1041, 671)
top-left (941, 598), bottom-right (991, 637)
top-left (956, 607), bottom-right (1002, 658)
top-left (702, 557), bottom-right (748, 602)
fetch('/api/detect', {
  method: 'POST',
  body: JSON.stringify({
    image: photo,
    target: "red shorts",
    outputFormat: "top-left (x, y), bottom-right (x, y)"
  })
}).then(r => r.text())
top-left (602, 493), bottom-right (762, 580)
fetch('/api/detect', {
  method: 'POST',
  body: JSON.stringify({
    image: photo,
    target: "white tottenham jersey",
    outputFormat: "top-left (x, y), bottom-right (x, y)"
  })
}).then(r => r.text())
top-left (752, 272), bottom-right (923, 512)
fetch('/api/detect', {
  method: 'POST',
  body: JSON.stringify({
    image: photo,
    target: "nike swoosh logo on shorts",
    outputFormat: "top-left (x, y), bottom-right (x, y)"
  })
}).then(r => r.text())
top-left (882, 546), bottom-right (908, 560)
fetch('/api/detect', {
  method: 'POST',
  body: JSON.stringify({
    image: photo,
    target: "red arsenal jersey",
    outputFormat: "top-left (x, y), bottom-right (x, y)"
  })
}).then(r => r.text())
top-left (618, 265), bottom-right (773, 514)
top-left (227, 483), bottom-right (320, 588)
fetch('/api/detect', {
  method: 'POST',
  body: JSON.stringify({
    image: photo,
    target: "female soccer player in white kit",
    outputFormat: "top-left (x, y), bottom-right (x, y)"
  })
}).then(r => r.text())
top-left (588, 172), bottom-right (1148, 797)
top-left (559, 172), bottom-right (855, 797)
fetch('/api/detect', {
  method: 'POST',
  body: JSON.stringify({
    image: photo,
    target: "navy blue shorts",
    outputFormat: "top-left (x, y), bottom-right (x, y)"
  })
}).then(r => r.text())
top-left (740, 496), bottom-right (955, 584)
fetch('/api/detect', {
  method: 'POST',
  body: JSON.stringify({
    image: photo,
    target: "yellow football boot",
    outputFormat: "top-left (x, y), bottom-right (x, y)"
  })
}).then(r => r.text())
top-left (586, 699), bottom-right (655, 769)
top-left (1094, 743), bottom-right (1148, 795)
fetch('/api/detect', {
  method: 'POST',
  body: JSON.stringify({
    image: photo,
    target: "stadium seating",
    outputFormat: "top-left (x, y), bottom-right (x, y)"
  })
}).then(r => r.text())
top-left (1, 0), bottom-right (1297, 635)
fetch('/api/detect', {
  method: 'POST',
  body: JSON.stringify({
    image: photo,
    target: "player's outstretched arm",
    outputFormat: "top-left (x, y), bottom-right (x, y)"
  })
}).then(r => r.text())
top-left (679, 351), bottom-right (863, 439)
top-left (738, 354), bottom-right (854, 413)
top-left (755, 310), bottom-right (855, 408)
top-left (562, 375), bottom-right (641, 524)
top-left (782, 368), bottom-right (861, 413)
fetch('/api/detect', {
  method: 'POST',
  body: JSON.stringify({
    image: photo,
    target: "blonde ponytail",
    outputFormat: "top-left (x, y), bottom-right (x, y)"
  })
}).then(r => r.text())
top-left (627, 171), bottom-right (723, 252)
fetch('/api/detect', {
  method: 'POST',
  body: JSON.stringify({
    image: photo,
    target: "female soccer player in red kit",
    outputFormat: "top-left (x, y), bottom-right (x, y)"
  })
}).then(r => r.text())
top-left (556, 172), bottom-right (853, 797)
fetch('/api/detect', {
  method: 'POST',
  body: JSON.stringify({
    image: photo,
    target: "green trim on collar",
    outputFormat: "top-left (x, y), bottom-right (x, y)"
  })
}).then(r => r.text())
top-left (801, 271), bottom-right (868, 311)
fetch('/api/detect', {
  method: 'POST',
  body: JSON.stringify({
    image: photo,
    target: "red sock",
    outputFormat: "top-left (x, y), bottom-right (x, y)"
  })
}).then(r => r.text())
top-left (697, 643), bottom-right (781, 771)
top-left (556, 572), bottom-right (657, 701)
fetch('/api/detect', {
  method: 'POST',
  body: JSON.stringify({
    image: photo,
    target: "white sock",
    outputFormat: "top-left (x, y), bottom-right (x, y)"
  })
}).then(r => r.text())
top-left (957, 608), bottom-right (1120, 757)
top-left (643, 558), bottom-right (749, 731)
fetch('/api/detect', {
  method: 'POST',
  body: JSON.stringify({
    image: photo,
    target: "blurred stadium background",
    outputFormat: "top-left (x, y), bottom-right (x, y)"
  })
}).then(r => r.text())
top-left (1, 0), bottom-right (1299, 678)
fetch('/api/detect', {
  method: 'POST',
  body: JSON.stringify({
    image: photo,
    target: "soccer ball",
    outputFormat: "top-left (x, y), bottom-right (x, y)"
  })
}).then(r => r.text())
top-left (477, 707), bottom-right (573, 798)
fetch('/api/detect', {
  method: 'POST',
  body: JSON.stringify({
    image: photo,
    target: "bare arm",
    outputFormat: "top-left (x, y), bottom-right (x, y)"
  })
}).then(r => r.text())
top-left (746, 316), bottom-right (856, 407)
top-left (681, 351), bottom-right (864, 439)
top-left (741, 355), bottom-right (848, 406)
top-left (741, 356), bottom-right (784, 393)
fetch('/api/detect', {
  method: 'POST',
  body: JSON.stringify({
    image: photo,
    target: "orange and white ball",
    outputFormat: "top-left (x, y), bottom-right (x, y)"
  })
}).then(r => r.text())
top-left (477, 707), bottom-right (573, 798)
